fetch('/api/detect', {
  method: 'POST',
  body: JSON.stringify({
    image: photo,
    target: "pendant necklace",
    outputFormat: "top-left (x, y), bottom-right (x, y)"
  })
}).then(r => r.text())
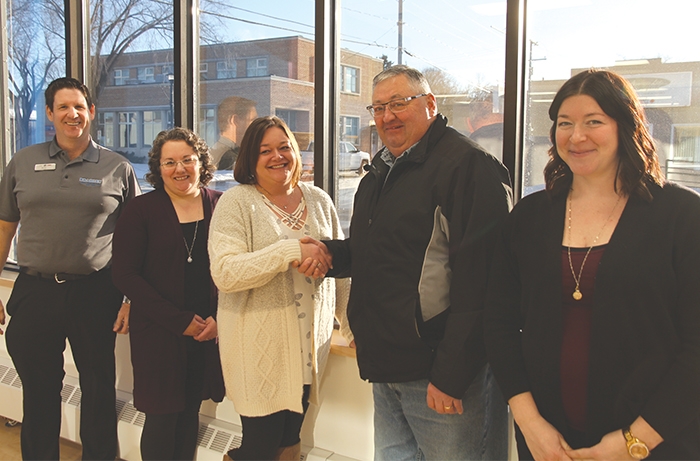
top-left (567, 192), bottom-right (622, 301)
top-left (257, 185), bottom-right (306, 230)
top-left (261, 193), bottom-right (306, 230)
top-left (183, 220), bottom-right (199, 263)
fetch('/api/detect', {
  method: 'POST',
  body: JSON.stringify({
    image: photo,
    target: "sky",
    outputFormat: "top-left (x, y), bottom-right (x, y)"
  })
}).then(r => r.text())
top-left (198, 0), bottom-right (700, 90)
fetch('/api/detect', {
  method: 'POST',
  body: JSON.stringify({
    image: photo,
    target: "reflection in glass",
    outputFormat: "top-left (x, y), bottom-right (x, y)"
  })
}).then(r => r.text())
top-left (523, 0), bottom-right (700, 197)
top-left (7, 0), bottom-right (66, 153)
top-left (338, 0), bottom-right (506, 234)
top-left (89, 0), bottom-right (174, 189)
top-left (198, 2), bottom-right (315, 190)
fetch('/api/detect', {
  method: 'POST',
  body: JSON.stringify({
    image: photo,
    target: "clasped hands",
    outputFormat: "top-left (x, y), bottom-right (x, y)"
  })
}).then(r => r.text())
top-left (113, 302), bottom-right (217, 343)
top-left (293, 237), bottom-right (333, 279)
top-left (183, 315), bottom-right (218, 342)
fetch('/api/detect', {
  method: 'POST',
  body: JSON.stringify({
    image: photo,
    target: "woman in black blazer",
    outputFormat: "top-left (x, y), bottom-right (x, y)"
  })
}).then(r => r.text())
top-left (485, 70), bottom-right (700, 460)
top-left (112, 128), bottom-right (224, 460)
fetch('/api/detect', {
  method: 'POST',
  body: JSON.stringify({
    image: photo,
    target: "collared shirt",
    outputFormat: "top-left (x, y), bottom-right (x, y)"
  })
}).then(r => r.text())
top-left (210, 136), bottom-right (238, 169)
top-left (0, 137), bottom-right (140, 274)
top-left (379, 143), bottom-right (417, 184)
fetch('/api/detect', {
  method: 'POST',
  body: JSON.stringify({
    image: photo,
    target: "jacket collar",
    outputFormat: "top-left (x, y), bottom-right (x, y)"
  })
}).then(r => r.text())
top-left (372, 113), bottom-right (448, 168)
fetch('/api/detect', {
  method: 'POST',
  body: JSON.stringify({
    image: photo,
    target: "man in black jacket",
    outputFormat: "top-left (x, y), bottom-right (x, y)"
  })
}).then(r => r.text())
top-left (310, 65), bottom-right (512, 460)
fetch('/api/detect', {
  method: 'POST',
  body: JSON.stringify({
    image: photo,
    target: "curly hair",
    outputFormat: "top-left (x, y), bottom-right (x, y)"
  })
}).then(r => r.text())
top-left (544, 69), bottom-right (663, 200)
top-left (233, 116), bottom-right (302, 187)
top-left (146, 127), bottom-right (215, 189)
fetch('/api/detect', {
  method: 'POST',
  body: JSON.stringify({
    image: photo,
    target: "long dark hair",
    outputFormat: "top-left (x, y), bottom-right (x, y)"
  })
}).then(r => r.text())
top-left (544, 69), bottom-right (663, 200)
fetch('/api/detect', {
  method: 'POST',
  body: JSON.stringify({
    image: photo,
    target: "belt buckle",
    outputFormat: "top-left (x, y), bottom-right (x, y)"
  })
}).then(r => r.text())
top-left (54, 273), bottom-right (67, 284)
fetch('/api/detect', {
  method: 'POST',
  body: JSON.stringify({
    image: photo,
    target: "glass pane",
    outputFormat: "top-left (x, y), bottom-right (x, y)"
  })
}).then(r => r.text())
top-left (338, 0), bottom-right (507, 235)
top-left (90, 0), bottom-right (174, 191)
top-left (7, 0), bottom-right (67, 154)
top-left (523, 0), bottom-right (700, 196)
top-left (198, 2), bottom-right (315, 192)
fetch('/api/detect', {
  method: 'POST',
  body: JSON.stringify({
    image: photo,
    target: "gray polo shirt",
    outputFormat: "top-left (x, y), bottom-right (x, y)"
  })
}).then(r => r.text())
top-left (0, 137), bottom-right (140, 274)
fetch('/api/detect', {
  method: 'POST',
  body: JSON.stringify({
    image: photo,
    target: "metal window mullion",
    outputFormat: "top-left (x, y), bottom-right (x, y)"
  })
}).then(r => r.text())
top-left (314, 0), bottom-right (339, 198)
top-left (174, 0), bottom-right (196, 130)
top-left (65, 0), bottom-right (88, 82)
top-left (503, 0), bottom-right (527, 202)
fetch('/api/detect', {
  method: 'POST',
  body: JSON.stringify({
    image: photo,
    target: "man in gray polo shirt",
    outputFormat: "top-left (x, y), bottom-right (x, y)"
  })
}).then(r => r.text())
top-left (0, 77), bottom-right (139, 460)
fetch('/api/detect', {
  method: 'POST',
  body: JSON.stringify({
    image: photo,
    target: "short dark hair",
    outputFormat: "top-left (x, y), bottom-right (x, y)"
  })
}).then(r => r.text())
top-left (146, 127), bottom-right (215, 189)
top-left (234, 116), bottom-right (302, 187)
top-left (544, 69), bottom-right (663, 200)
top-left (217, 96), bottom-right (257, 133)
top-left (45, 78), bottom-right (93, 111)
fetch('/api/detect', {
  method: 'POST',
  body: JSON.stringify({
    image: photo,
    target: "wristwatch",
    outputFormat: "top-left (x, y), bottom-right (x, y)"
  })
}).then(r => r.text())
top-left (623, 426), bottom-right (650, 459)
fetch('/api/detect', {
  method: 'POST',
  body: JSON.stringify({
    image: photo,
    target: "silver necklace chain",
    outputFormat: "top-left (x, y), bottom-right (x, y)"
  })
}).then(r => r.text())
top-left (183, 220), bottom-right (199, 263)
top-left (261, 193), bottom-right (306, 230)
top-left (566, 192), bottom-right (622, 301)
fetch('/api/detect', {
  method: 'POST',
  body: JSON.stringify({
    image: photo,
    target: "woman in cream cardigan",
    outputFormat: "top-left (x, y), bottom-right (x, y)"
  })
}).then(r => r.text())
top-left (209, 116), bottom-right (352, 461)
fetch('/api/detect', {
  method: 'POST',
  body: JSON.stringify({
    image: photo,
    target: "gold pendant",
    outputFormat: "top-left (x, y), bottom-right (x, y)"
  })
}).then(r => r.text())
top-left (572, 289), bottom-right (582, 301)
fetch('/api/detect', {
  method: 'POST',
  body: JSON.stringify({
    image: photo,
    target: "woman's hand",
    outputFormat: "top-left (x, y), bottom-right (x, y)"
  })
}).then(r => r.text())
top-left (183, 314), bottom-right (206, 337)
top-left (113, 302), bottom-right (131, 334)
top-left (566, 429), bottom-right (629, 460)
top-left (0, 301), bottom-right (5, 335)
top-left (521, 415), bottom-right (573, 461)
top-left (194, 316), bottom-right (218, 342)
top-left (568, 417), bottom-right (662, 460)
top-left (509, 392), bottom-right (573, 461)
top-left (296, 237), bottom-right (332, 278)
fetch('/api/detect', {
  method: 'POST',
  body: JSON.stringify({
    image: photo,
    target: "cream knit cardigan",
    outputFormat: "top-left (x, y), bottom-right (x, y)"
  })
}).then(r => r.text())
top-left (209, 182), bottom-right (352, 417)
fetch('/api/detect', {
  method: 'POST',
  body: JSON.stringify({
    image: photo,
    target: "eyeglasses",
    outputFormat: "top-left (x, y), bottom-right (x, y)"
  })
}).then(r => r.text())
top-left (160, 156), bottom-right (198, 170)
top-left (366, 94), bottom-right (428, 118)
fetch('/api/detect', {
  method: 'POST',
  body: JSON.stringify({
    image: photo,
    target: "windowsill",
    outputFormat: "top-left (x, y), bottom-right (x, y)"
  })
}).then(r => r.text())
top-left (0, 270), bottom-right (17, 288)
top-left (330, 329), bottom-right (356, 358)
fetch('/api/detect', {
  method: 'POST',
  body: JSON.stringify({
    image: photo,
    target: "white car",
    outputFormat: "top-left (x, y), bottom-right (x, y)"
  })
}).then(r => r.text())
top-left (301, 141), bottom-right (371, 175)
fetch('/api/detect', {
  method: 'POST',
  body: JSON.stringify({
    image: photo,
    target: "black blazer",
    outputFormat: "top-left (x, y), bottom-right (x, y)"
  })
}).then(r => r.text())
top-left (485, 183), bottom-right (700, 458)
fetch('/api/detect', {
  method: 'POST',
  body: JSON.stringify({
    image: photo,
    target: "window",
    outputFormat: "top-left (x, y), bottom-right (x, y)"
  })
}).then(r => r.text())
top-left (198, 108), bottom-right (217, 146)
top-left (522, 1), bottom-right (700, 198)
top-left (341, 66), bottom-right (359, 94)
top-left (200, 62), bottom-right (209, 80)
top-left (97, 112), bottom-right (115, 147)
top-left (114, 69), bottom-right (129, 86)
top-left (672, 125), bottom-right (700, 162)
top-left (216, 61), bottom-right (236, 79)
top-left (198, 2), bottom-right (314, 191)
top-left (143, 111), bottom-right (163, 147)
top-left (246, 57), bottom-right (268, 77)
top-left (276, 109), bottom-right (298, 131)
top-left (335, 0), bottom-right (506, 235)
top-left (88, 0), bottom-right (173, 174)
top-left (118, 112), bottom-right (137, 148)
top-left (340, 115), bottom-right (359, 144)
top-left (137, 67), bottom-right (155, 83)
top-left (6, 1), bottom-right (66, 154)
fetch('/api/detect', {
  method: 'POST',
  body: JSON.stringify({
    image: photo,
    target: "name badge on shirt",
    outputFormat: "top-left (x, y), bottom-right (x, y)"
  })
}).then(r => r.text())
top-left (34, 163), bottom-right (57, 171)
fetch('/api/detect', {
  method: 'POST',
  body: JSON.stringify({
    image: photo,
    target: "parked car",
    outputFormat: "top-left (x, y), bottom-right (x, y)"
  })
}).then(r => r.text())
top-left (301, 141), bottom-right (371, 176)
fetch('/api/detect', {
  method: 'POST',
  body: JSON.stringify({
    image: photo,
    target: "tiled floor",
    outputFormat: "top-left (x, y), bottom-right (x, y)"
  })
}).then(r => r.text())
top-left (0, 418), bottom-right (82, 461)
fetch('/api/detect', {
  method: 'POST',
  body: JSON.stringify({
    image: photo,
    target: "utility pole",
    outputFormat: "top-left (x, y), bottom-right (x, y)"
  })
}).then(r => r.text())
top-left (397, 0), bottom-right (403, 65)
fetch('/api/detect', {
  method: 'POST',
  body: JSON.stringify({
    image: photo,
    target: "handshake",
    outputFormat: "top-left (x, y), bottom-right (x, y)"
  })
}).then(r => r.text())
top-left (294, 237), bottom-right (333, 279)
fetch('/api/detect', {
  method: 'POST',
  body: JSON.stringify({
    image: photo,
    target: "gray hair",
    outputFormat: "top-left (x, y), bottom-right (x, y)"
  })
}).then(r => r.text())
top-left (372, 65), bottom-right (431, 94)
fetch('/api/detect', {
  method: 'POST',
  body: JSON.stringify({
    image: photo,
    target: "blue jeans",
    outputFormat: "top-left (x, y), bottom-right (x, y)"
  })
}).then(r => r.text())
top-left (373, 365), bottom-right (508, 461)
